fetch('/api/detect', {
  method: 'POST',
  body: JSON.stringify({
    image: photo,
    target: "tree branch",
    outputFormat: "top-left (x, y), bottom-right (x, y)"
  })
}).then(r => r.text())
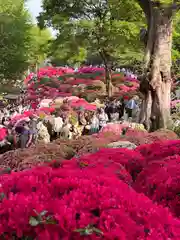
top-left (136, 0), bottom-right (151, 19)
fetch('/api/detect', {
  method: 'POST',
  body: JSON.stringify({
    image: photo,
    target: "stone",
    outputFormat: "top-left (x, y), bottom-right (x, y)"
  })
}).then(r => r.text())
top-left (107, 141), bottom-right (137, 150)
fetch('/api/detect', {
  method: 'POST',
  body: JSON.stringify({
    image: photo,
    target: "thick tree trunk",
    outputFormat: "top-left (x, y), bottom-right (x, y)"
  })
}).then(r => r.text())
top-left (139, 8), bottom-right (173, 130)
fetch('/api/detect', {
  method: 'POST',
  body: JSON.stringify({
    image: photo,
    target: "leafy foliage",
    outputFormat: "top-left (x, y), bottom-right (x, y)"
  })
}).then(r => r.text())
top-left (39, 0), bottom-right (144, 66)
top-left (29, 26), bottom-right (52, 69)
top-left (172, 12), bottom-right (180, 74)
top-left (39, 0), bottom-right (180, 70)
top-left (0, 0), bottom-right (32, 80)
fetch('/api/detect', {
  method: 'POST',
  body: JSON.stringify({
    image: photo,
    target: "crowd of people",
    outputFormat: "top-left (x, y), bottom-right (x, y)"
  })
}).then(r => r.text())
top-left (0, 95), bottom-right (140, 153)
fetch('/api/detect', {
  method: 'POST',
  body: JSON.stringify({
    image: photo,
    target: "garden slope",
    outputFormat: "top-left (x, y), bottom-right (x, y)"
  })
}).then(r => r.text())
top-left (0, 132), bottom-right (180, 238)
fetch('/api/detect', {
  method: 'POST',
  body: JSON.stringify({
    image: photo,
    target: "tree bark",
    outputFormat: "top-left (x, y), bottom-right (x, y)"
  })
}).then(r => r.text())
top-left (104, 64), bottom-right (113, 97)
top-left (99, 51), bottom-right (113, 97)
top-left (139, 6), bottom-right (173, 130)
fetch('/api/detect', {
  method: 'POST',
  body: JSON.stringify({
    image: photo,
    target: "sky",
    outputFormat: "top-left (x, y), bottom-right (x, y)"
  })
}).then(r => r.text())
top-left (27, 0), bottom-right (57, 36)
top-left (27, 0), bottom-right (42, 22)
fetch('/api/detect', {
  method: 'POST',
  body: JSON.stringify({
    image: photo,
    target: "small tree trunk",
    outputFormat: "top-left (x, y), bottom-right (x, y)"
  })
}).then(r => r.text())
top-left (99, 51), bottom-right (113, 98)
top-left (104, 64), bottom-right (113, 97)
top-left (140, 8), bottom-right (173, 130)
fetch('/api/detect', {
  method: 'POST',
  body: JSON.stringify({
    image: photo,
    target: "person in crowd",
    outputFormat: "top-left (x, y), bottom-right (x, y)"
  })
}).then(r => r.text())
top-left (109, 99), bottom-right (120, 122)
top-left (98, 108), bottom-right (108, 130)
top-left (78, 110), bottom-right (87, 135)
top-left (3, 117), bottom-right (10, 127)
top-left (90, 112), bottom-right (99, 134)
top-left (83, 111), bottom-right (92, 135)
top-left (19, 121), bottom-right (33, 149)
top-left (36, 120), bottom-right (50, 143)
top-left (60, 117), bottom-right (72, 139)
top-left (104, 99), bottom-right (111, 121)
top-left (29, 115), bottom-right (38, 144)
top-left (53, 113), bottom-right (63, 138)
top-left (0, 110), bottom-right (4, 123)
top-left (119, 98), bottom-right (125, 120)
top-left (125, 96), bottom-right (138, 119)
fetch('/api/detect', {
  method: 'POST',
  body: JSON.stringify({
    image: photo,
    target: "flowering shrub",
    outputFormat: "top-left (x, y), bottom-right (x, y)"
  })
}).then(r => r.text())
top-left (1, 128), bottom-right (178, 172)
top-left (0, 133), bottom-right (123, 172)
top-left (136, 140), bottom-right (180, 162)
top-left (100, 123), bottom-right (125, 135)
top-left (0, 143), bottom-right (75, 171)
top-left (76, 147), bottom-right (144, 182)
top-left (130, 140), bottom-right (180, 217)
top-left (120, 129), bottom-right (178, 146)
top-left (0, 127), bottom-right (7, 141)
top-left (70, 99), bottom-right (97, 111)
top-left (68, 133), bottom-right (123, 156)
top-left (134, 154), bottom-right (180, 217)
top-left (171, 100), bottom-right (180, 108)
top-left (132, 140), bottom-right (180, 181)
top-left (1, 165), bottom-right (180, 239)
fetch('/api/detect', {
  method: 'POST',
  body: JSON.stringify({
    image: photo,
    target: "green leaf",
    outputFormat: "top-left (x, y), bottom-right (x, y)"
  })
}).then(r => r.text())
top-left (46, 218), bottom-right (57, 225)
top-left (40, 210), bottom-right (48, 217)
top-left (0, 192), bottom-right (6, 201)
top-left (74, 225), bottom-right (103, 236)
top-left (74, 228), bottom-right (85, 233)
top-left (29, 216), bottom-right (40, 227)
top-left (93, 227), bottom-right (103, 235)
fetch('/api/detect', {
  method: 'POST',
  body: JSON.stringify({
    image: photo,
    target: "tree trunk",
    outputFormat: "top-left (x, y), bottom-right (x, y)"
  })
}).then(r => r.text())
top-left (99, 51), bottom-right (113, 98)
top-left (139, 8), bottom-right (173, 130)
top-left (104, 64), bottom-right (113, 97)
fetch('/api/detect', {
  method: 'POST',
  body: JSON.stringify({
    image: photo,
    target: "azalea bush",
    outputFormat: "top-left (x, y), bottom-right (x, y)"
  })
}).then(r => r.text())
top-left (134, 154), bottom-right (180, 217)
top-left (1, 164), bottom-right (180, 239)
top-left (0, 142), bottom-right (75, 171)
top-left (120, 129), bottom-right (178, 146)
top-left (0, 134), bottom-right (122, 172)
top-left (136, 139), bottom-right (180, 162)
top-left (76, 147), bottom-right (144, 182)
top-left (67, 133), bottom-right (123, 156)
top-left (132, 140), bottom-right (180, 217)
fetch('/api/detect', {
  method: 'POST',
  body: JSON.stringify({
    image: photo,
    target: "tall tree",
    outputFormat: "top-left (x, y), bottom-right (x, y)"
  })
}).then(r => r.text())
top-left (0, 0), bottom-right (32, 83)
top-left (38, 0), bottom-right (144, 96)
top-left (137, 0), bottom-right (180, 130)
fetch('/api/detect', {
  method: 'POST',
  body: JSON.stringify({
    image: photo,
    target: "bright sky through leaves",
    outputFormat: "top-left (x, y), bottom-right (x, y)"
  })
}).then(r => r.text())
top-left (27, 0), bottom-right (42, 22)
top-left (27, 0), bottom-right (56, 36)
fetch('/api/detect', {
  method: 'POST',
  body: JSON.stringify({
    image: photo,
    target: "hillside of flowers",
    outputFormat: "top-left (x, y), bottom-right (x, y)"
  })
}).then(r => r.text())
top-left (25, 66), bottom-right (179, 114)
top-left (1, 137), bottom-right (180, 239)
top-left (0, 127), bottom-right (180, 238)
top-left (25, 67), bottom-right (140, 107)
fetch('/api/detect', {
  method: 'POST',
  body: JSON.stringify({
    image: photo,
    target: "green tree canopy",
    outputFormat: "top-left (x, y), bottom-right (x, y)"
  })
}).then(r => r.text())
top-left (29, 25), bottom-right (53, 69)
top-left (39, 0), bottom-right (145, 67)
top-left (0, 0), bottom-right (32, 81)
